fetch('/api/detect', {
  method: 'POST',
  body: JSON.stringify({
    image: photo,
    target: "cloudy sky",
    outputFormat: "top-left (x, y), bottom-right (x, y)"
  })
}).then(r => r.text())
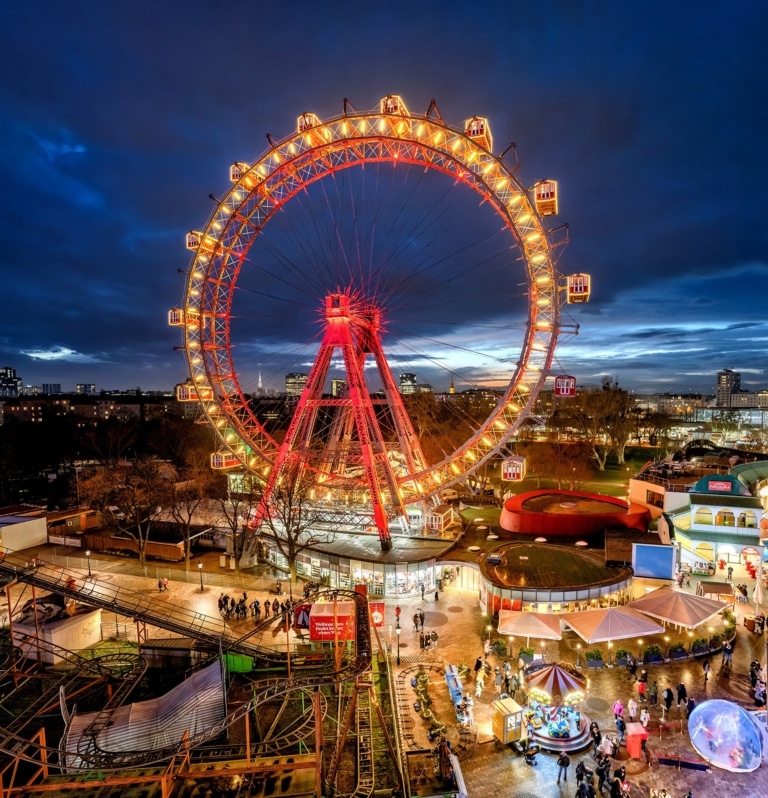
top-left (1, 0), bottom-right (766, 397)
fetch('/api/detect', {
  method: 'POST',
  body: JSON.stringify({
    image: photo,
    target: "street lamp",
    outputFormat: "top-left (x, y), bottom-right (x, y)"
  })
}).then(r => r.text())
top-left (664, 635), bottom-right (670, 659)
top-left (607, 641), bottom-right (613, 666)
top-left (638, 638), bottom-right (644, 661)
top-left (198, 561), bottom-right (204, 592)
top-left (576, 643), bottom-right (581, 668)
top-left (395, 620), bottom-right (401, 666)
top-left (508, 635), bottom-right (514, 658)
top-left (486, 623), bottom-right (492, 645)
top-left (85, 550), bottom-right (91, 578)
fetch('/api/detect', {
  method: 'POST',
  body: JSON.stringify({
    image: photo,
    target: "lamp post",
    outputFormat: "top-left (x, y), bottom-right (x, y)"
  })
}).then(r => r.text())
top-left (198, 561), bottom-right (204, 592)
top-left (708, 626), bottom-right (714, 646)
top-left (576, 643), bottom-right (582, 668)
top-left (395, 620), bottom-right (401, 666)
top-left (638, 638), bottom-right (644, 662)
top-left (664, 635), bottom-right (670, 659)
top-left (486, 623), bottom-right (492, 645)
top-left (607, 641), bottom-right (613, 666)
top-left (508, 635), bottom-right (514, 658)
top-left (85, 550), bottom-right (91, 578)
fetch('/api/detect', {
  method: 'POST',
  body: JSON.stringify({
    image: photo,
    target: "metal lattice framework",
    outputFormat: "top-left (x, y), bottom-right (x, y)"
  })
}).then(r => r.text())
top-left (173, 95), bottom-right (577, 546)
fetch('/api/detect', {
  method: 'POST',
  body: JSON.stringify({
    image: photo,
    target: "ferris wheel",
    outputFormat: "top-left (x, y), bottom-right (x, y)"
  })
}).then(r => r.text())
top-left (170, 94), bottom-right (589, 551)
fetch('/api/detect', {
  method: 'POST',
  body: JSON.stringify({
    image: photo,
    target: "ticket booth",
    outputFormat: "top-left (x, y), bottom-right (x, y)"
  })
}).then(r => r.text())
top-left (492, 697), bottom-right (524, 744)
top-left (625, 722), bottom-right (648, 759)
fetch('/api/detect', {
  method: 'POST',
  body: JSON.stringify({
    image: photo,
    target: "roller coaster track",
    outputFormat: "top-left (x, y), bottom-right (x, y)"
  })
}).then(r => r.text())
top-left (0, 551), bottom-right (373, 773)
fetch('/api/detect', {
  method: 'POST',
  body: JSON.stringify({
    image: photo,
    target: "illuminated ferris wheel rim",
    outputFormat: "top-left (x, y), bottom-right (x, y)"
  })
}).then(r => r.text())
top-left (179, 95), bottom-right (566, 495)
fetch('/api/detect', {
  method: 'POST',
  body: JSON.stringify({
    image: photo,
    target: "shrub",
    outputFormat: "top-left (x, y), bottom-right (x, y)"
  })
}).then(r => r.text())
top-left (710, 632), bottom-right (724, 647)
top-left (669, 642), bottom-right (686, 655)
top-left (585, 648), bottom-right (603, 661)
top-left (643, 644), bottom-right (662, 658)
top-left (518, 646), bottom-right (534, 659)
top-left (692, 637), bottom-right (708, 650)
top-left (614, 647), bottom-right (629, 660)
top-left (492, 639), bottom-right (508, 657)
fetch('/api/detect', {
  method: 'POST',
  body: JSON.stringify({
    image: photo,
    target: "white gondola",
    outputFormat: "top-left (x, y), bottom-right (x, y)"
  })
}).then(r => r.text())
top-left (464, 116), bottom-right (493, 151)
top-left (566, 273), bottom-right (591, 304)
top-left (380, 94), bottom-right (409, 116)
top-left (534, 180), bottom-right (558, 217)
top-left (230, 162), bottom-right (250, 182)
top-left (501, 456), bottom-right (526, 481)
top-left (186, 231), bottom-right (216, 255)
top-left (168, 308), bottom-right (185, 327)
top-left (211, 452), bottom-right (241, 470)
top-left (297, 113), bottom-right (321, 133)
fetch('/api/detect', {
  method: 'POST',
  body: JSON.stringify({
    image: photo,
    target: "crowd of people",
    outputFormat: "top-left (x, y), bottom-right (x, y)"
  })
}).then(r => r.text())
top-left (217, 590), bottom-right (297, 622)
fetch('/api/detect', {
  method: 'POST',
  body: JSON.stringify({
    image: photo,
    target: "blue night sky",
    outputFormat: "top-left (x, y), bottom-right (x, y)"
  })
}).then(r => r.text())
top-left (1, 1), bottom-right (766, 396)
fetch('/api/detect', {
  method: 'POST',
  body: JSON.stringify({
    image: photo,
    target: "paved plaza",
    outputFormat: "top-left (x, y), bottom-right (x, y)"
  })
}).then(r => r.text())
top-left (4, 545), bottom-right (768, 798)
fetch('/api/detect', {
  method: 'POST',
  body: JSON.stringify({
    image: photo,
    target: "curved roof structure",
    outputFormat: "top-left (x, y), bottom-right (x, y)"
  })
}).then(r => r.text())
top-left (61, 661), bottom-right (226, 771)
top-left (629, 585), bottom-right (727, 630)
top-left (562, 606), bottom-right (664, 644)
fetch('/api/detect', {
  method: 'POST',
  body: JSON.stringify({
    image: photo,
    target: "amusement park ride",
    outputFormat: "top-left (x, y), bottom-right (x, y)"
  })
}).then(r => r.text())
top-left (169, 94), bottom-right (590, 554)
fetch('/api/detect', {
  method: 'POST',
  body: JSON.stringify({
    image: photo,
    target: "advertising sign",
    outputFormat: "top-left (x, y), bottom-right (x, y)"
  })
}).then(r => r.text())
top-left (369, 601), bottom-right (385, 627)
top-left (309, 601), bottom-right (355, 641)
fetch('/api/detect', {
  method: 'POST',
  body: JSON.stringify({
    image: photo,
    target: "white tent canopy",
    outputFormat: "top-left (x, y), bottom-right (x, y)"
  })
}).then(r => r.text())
top-left (562, 606), bottom-right (665, 644)
top-left (629, 585), bottom-right (727, 630)
top-left (497, 610), bottom-right (562, 646)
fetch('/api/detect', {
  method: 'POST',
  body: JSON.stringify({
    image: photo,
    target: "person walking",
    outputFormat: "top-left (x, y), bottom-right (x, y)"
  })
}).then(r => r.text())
top-left (615, 716), bottom-right (626, 746)
top-left (595, 756), bottom-right (610, 794)
top-left (676, 682), bottom-right (687, 709)
top-left (474, 655), bottom-right (484, 679)
top-left (419, 608), bottom-right (425, 629)
top-left (430, 630), bottom-right (438, 649)
top-left (640, 707), bottom-right (650, 728)
top-left (685, 696), bottom-right (695, 718)
top-left (463, 693), bottom-right (474, 726)
top-left (419, 632), bottom-right (425, 651)
top-left (637, 678), bottom-right (646, 703)
top-left (649, 680), bottom-right (658, 706)
top-left (703, 659), bottom-right (711, 684)
top-left (662, 685), bottom-right (674, 712)
top-left (612, 699), bottom-right (624, 720)
top-left (413, 612), bottom-right (420, 632)
top-left (726, 565), bottom-right (733, 583)
top-left (627, 698), bottom-right (637, 722)
top-left (556, 751), bottom-right (570, 783)
top-left (494, 667), bottom-right (504, 696)
top-left (434, 589), bottom-right (439, 601)
top-left (475, 671), bottom-right (485, 697)
top-left (420, 583), bottom-right (425, 600)
top-left (395, 605), bottom-right (401, 623)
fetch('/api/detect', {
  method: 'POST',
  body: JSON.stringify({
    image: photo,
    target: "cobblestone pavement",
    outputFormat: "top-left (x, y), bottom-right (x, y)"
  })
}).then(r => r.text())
top-left (5, 545), bottom-right (768, 798)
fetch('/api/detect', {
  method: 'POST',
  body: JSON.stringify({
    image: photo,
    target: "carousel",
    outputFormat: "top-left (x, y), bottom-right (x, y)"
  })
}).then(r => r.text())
top-left (523, 663), bottom-right (591, 752)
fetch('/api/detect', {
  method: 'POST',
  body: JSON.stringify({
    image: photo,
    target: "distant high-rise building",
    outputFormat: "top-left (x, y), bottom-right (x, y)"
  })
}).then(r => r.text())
top-left (331, 378), bottom-right (347, 398)
top-left (42, 383), bottom-right (62, 395)
top-left (0, 367), bottom-right (23, 398)
top-left (285, 372), bottom-right (308, 397)
top-left (76, 384), bottom-right (97, 395)
top-left (716, 369), bottom-right (741, 407)
top-left (399, 372), bottom-right (417, 395)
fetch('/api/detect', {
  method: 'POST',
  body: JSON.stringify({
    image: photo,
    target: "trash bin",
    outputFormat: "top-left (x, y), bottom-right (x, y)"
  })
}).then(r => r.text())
top-left (626, 722), bottom-right (648, 759)
top-left (219, 555), bottom-right (227, 568)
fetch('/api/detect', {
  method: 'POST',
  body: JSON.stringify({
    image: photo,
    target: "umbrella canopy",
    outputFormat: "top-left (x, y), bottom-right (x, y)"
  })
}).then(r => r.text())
top-left (562, 606), bottom-right (665, 644)
top-left (525, 663), bottom-right (586, 705)
top-left (497, 610), bottom-right (562, 646)
top-left (688, 699), bottom-right (763, 772)
top-left (629, 586), bottom-right (726, 630)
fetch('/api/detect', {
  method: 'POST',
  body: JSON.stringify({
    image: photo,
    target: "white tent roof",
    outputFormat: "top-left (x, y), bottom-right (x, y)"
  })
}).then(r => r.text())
top-left (629, 585), bottom-right (727, 630)
top-left (497, 610), bottom-right (562, 642)
top-left (562, 606), bottom-right (665, 644)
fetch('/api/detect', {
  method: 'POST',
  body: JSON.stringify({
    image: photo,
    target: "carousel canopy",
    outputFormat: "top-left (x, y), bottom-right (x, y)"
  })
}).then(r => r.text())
top-left (525, 663), bottom-right (586, 704)
top-left (688, 699), bottom-right (763, 772)
top-left (497, 610), bottom-right (562, 644)
top-left (562, 606), bottom-right (665, 644)
top-left (629, 585), bottom-right (726, 630)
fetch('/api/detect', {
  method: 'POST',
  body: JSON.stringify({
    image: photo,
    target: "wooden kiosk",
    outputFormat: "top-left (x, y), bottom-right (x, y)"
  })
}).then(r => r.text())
top-left (492, 697), bottom-right (524, 744)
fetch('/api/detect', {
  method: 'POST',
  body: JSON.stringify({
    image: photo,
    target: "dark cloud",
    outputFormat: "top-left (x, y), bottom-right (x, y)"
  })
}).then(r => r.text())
top-left (0, 0), bottom-right (766, 395)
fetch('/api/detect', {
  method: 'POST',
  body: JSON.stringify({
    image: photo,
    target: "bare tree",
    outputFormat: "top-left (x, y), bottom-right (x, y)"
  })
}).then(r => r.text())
top-left (210, 472), bottom-right (261, 578)
top-left (79, 458), bottom-right (171, 569)
top-left (167, 449), bottom-right (216, 571)
top-left (252, 463), bottom-right (339, 595)
top-left (518, 440), bottom-right (594, 489)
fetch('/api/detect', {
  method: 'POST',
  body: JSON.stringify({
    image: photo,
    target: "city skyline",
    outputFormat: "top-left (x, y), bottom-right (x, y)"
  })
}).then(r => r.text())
top-left (1, 2), bottom-right (766, 396)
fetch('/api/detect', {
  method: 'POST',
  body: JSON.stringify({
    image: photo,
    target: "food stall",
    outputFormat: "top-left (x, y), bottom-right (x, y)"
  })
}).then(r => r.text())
top-left (492, 697), bottom-right (524, 745)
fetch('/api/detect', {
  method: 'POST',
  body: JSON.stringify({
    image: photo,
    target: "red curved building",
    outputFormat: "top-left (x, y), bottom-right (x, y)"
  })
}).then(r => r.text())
top-left (500, 489), bottom-right (650, 537)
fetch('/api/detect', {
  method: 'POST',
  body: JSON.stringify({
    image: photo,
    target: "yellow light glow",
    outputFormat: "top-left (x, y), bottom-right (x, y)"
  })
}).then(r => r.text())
top-left (397, 121), bottom-right (406, 134)
top-left (272, 153), bottom-right (281, 164)
top-left (466, 450), bottom-right (476, 461)
top-left (378, 119), bottom-right (386, 133)
top-left (416, 123), bottom-right (424, 136)
top-left (467, 151), bottom-right (477, 163)
top-left (531, 254), bottom-right (545, 262)
top-left (537, 298), bottom-right (551, 307)
top-left (507, 402), bottom-right (519, 413)
top-left (527, 232), bottom-right (540, 242)
top-left (451, 138), bottom-right (461, 151)
top-left (289, 142), bottom-right (296, 154)
top-left (536, 322), bottom-right (552, 330)
top-left (258, 165), bottom-right (267, 176)
top-left (496, 177), bottom-right (508, 188)
top-left (341, 122), bottom-right (348, 135)
top-left (359, 119), bottom-right (367, 133)
top-left (450, 462), bottom-right (460, 475)
top-left (517, 213), bottom-right (531, 223)
top-left (433, 130), bottom-right (443, 144)
top-left (495, 420), bottom-right (506, 429)
top-left (508, 194), bottom-right (523, 205)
